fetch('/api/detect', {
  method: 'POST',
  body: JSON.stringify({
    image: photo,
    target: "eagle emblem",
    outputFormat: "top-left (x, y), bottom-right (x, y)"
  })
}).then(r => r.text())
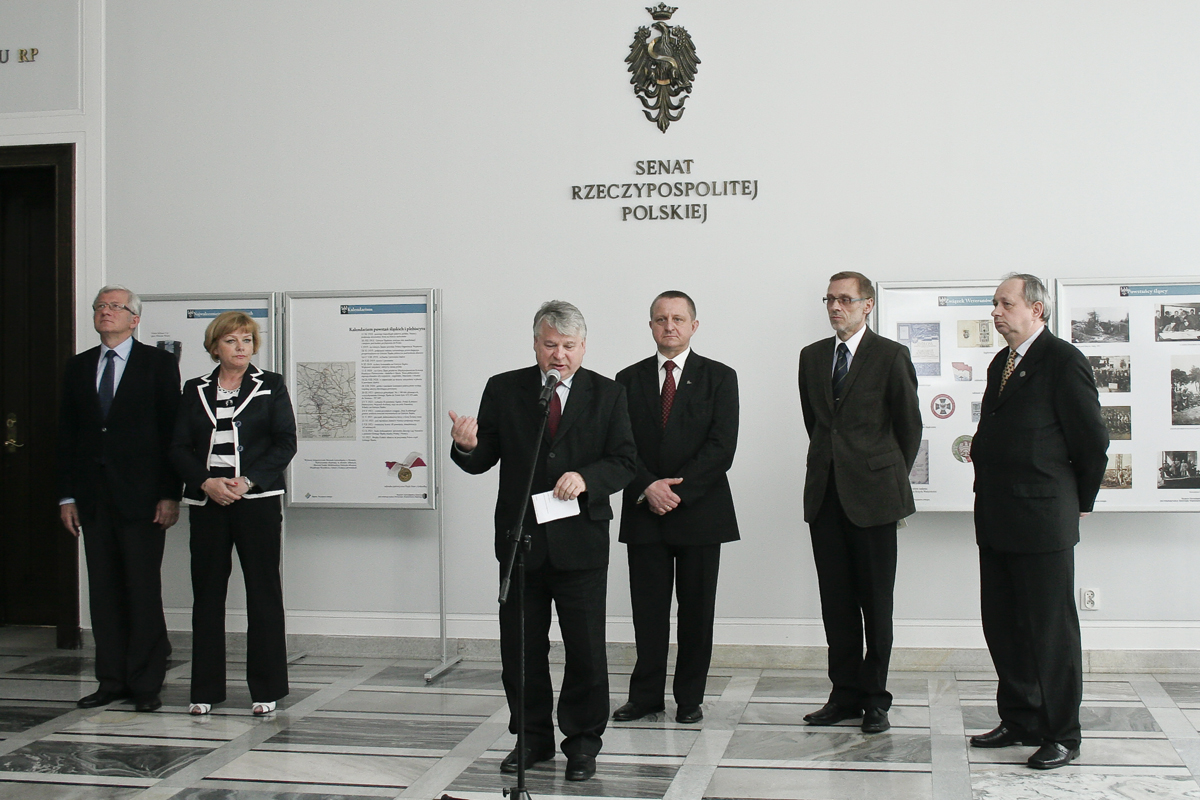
top-left (627, 4), bottom-right (700, 133)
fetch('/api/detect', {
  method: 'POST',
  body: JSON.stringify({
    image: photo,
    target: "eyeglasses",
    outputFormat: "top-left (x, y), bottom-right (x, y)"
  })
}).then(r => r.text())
top-left (93, 302), bottom-right (132, 313)
top-left (822, 295), bottom-right (868, 307)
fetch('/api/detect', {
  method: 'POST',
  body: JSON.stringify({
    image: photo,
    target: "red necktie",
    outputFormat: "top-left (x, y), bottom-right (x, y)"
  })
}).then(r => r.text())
top-left (661, 360), bottom-right (677, 428)
top-left (548, 387), bottom-right (562, 437)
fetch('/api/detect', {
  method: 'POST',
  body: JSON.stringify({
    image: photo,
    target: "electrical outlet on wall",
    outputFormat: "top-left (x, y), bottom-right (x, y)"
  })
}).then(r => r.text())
top-left (1079, 588), bottom-right (1100, 611)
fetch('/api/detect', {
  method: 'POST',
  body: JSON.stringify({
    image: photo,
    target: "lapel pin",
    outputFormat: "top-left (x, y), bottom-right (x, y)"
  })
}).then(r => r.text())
top-left (1019, 371), bottom-right (1026, 377)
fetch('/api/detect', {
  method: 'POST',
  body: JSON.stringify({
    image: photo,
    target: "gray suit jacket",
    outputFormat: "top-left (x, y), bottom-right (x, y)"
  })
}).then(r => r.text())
top-left (798, 327), bottom-right (923, 527)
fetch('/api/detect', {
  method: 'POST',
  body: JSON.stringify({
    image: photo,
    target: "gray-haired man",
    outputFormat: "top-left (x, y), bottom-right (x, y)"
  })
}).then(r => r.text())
top-left (449, 301), bottom-right (636, 782)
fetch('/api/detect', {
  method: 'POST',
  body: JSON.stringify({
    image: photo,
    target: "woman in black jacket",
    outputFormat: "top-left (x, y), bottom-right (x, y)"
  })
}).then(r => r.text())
top-left (170, 311), bottom-right (297, 716)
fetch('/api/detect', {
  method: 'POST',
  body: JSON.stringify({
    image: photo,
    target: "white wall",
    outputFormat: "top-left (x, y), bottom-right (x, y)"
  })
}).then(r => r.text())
top-left (8, 1), bottom-right (1200, 651)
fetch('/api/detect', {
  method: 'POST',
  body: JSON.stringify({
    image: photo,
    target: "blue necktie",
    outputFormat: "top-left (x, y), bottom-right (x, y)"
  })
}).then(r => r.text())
top-left (832, 342), bottom-right (849, 401)
top-left (98, 350), bottom-right (116, 418)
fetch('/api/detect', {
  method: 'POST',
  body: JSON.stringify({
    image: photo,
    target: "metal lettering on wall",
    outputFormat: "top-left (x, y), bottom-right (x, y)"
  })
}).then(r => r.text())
top-left (0, 48), bottom-right (39, 64)
top-left (627, 4), bottom-right (699, 133)
top-left (571, 160), bottom-right (760, 223)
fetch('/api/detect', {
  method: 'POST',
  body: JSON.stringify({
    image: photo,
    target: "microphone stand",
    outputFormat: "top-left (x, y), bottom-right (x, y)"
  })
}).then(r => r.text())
top-left (497, 389), bottom-right (552, 800)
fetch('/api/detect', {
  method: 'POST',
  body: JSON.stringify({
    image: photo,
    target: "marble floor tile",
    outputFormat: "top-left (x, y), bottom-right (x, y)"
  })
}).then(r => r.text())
top-left (0, 679), bottom-right (93, 703)
top-left (7, 658), bottom-right (184, 678)
top-left (446, 757), bottom-right (678, 798)
top-left (961, 703), bottom-right (1163, 734)
top-left (0, 740), bottom-right (210, 779)
top-left (285, 663), bottom-right (365, 684)
top-left (207, 750), bottom-right (437, 788)
top-left (321, 690), bottom-right (505, 717)
top-left (723, 729), bottom-right (932, 764)
top-left (266, 716), bottom-right (479, 750)
top-left (705, 765), bottom-right (933, 800)
top-left (0, 705), bottom-right (74, 734)
top-left (63, 709), bottom-right (255, 742)
top-left (0, 784), bottom-right (144, 800)
top-left (573, 726), bottom-right (700, 757)
top-left (967, 737), bottom-right (1184, 767)
top-left (971, 767), bottom-right (1200, 799)
top-left (750, 676), bottom-right (832, 700)
top-left (1163, 681), bottom-right (1200, 706)
top-left (175, 788), bottom-right (385, 800)
top-left (740, 702), bottom-right (929, 729)
top-left (157, 683), bottom-right (316, 711)
top-left (363, 666), bottom-right (504, 690)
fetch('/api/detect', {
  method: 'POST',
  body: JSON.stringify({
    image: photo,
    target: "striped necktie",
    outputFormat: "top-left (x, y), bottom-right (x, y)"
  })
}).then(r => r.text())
top-left (832, 343), bottom-right (849, 401)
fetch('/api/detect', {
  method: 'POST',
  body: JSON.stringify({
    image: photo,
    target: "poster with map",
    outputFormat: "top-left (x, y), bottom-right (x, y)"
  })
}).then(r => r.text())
top-left (285, 291), bottom-right (438, 508)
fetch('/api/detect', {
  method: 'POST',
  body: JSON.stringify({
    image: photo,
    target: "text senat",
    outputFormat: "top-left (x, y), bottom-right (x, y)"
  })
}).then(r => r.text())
top-left (635, 160), bottom-right (694, 175)
top-left (621, 204), bottom-right (708, 223)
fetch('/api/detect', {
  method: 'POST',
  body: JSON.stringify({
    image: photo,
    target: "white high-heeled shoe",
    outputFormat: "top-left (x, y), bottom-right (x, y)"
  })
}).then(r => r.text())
top-left (251, 701), bottom-right (276, 715)
top-left (188, 703), bottom-right (211, 715)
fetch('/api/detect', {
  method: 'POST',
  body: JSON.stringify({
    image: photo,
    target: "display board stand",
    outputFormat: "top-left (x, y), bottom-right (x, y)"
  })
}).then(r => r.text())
top-left (873, 280), bottom-right (1005, 512)
top-left (281, 290), bottom-right (457, 681)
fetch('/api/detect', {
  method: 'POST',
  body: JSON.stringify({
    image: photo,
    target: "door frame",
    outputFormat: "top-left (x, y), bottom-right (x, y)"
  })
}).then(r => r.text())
top-left (0, 143), bottom-right (79, 648)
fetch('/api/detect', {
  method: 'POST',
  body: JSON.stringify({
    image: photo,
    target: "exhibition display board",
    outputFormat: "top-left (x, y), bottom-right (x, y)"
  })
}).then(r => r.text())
top-left (1056, 278), bottom-right (1200, 511)
top-left (137, 293), bottom-right (277, 380)
top-left (283, 291), bottom-right (439, 509)
top-left (874, 281), bottom-right (1004, 512)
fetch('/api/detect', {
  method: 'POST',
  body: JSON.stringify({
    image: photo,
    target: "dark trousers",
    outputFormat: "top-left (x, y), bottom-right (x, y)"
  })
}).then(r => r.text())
top-left (498, 561), bottom-right (608, 758)
top-left (979, 545), bottom-right (1082, 748)
top-left (81, 493), bottom-right (171, 698)
top-left (626, 541), bottom-right (720, 709)
top-left (189, 497), bottom-right (289, 705)
top-left (808, 476), bottom-right (897, 711)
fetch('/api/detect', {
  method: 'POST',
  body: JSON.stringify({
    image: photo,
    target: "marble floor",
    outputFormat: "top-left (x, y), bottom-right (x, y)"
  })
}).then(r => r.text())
top-left (2, 628), bottom-right (1200, 800)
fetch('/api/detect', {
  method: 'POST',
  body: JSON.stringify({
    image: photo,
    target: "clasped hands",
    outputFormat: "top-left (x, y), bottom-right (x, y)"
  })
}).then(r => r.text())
top-left (644, 477), bottom-right (683, 516)
top-left (203, 476), bottom-right (251, 506)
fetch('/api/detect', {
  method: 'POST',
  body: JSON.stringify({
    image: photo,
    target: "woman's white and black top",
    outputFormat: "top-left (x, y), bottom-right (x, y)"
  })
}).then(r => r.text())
top-left (207, 386), bottom-right (240, 479)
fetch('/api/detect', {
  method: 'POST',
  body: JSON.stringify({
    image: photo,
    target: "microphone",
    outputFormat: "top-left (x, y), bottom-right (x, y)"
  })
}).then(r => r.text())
top-left (538, 370), bottom-right (562, 408)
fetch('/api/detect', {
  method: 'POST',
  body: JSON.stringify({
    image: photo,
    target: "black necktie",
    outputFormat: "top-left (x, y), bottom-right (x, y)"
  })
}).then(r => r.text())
top-left (832, 342), bottom-right (849, 401)
top-left (98, 350), bottom-right (117, 418)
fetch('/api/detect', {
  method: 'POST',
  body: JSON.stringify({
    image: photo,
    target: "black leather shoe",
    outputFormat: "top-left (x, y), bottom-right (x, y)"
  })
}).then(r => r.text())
top-left (803, 703), bottom-right (862, 725)
top-left (1027, 741), bottom-right (1079, 770)
top-left (969, 723), bottom-right (1042, 748)
top-left (499, 744), bottom-right (556, 774)
top-left (564, 754), bottom-right (596, 782)
top-left (612, 701), bottom-right (665, 722)
top-left (676, 705), bottom-right (703, 724)
top-left (77, 689), bottom-right (129, 709)
top-left (133, 694), bottom-right (162, 713)
top-left (861, 708), bottom-right (890, 733)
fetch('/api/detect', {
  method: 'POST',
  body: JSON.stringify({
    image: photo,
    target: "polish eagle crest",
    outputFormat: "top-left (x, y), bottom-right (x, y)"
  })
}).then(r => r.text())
top-left (627, 4), bottom-right (700, 133)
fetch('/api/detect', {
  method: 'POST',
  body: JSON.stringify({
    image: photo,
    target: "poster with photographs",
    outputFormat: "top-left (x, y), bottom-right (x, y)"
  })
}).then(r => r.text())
top-left (874, 281), bottom-right (1003, 512)
top-left (1057, 278), bottom-right (1200, 510)
top-left (137, 293), bottom-right (277, 381)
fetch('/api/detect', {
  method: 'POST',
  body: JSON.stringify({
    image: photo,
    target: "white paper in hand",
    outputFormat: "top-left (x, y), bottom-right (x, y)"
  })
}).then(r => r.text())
top-left (532, 491), bottom-right (581, 524)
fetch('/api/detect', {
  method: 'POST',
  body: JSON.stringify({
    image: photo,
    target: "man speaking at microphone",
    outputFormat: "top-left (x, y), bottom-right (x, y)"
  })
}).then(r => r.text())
top-left (449, 301), bottom-right (636, 782)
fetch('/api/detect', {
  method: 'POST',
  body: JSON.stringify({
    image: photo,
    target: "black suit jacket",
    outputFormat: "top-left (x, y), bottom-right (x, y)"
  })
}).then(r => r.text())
top-left (971, 328), bottom-right (1109, 553)
top-left (451, 365), bottom-right (637, 571)
top-left (616, 352), bottom-right (739, 546)
top-left (798, 327), bottom-right (923, 527)
top-left (171, 365), bottom-right (297, 503)
top-left (57, 339), bottom-right (182, 521)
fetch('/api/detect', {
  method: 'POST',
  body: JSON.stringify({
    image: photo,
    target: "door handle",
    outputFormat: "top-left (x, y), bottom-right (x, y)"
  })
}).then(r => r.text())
top-left (5, 413), bottom-right (23, 453)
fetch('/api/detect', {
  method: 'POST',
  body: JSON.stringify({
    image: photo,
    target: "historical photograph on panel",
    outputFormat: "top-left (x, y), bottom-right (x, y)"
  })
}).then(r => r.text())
top-left (908, 440), bottom-right (929, 485)
top-left (1102, 453), bottom-right (1132, 489)
top-left (1071, 308), bottom-right (1129, 343)
top-left (956, 319), bottom-right (993, 348)
top-left (896, 322), bottom-right (941, 376)
top-left (1089, 355), bottom-right (1130, 393)
top-left (1156, 303), bottom-right (1200, 341)
top-left (1170, 355), bottom-right (1200, 425)
top-left (971, 401), bottom-right (981, 423)
top-left (1100, 406), bottom-right (1131, 440)
top-left (1159, 451), bottom-right (1200, 489)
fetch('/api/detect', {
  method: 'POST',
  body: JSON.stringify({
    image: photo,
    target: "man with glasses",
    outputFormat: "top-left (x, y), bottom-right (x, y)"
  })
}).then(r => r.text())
top-left (58, 285), bottom-right (182, 713)
top-left (797, 271), bottom-right (922, 734)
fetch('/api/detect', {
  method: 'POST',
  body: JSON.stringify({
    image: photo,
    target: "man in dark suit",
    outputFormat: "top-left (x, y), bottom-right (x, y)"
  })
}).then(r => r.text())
top-left (798, 271), bottom-right (922, 734)
top-left (449, 301), bottom-right (636, 782)
top-left (57, 285), bottom-right (182, 713)
top-left (969, 273), bottom-right (1108, 770)
top-left (611, 291), bottom-right (738, 726)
